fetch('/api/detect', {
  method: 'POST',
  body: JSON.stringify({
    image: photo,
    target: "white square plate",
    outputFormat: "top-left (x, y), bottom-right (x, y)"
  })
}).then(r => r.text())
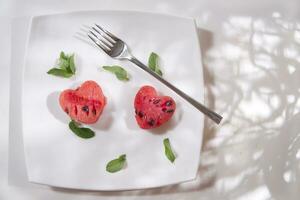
top-left (23, 10), bottom-right (204, 191)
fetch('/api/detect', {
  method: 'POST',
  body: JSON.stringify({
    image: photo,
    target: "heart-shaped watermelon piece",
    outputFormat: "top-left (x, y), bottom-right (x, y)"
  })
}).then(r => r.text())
top-left (59, 80), bottom-right (106, 124)
top-left (134, 85), bottom-right (176, 129)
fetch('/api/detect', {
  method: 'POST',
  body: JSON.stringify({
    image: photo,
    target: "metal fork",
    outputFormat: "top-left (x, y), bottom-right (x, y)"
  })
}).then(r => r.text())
top-left (86, 24), bottom-right (222, 124)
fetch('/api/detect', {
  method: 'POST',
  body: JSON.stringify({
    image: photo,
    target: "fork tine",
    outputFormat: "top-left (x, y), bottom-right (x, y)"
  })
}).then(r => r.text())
top-left (92, 27), bottom-right (116, 44)
top-left (89, 30), bottom-right (113, 48)
top-left (95, 24), bottom-right (119, 41)
top-left (87, 34), bottom-right (110, 52)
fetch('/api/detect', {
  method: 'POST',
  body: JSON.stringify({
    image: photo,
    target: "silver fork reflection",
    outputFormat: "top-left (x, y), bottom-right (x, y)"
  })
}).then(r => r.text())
top-left (85, 24), bottom-right (222, 124)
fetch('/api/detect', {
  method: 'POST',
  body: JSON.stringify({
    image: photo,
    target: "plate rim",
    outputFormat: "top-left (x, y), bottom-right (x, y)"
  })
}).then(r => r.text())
top-left (30, 9), bottom-right (195, 23)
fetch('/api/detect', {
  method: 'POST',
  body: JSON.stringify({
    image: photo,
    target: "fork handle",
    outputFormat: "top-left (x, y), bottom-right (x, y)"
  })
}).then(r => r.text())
top-left (129, 56), bottom-right (222, 124)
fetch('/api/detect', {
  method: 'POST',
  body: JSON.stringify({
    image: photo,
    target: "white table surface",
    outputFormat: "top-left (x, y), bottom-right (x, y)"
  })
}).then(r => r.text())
top-left (1, 0), bottom-right (300, 199)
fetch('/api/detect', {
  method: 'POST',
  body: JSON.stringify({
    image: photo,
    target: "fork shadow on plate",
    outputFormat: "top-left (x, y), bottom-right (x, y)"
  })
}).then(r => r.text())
top-left (46, 91), bottom-right (114, 131)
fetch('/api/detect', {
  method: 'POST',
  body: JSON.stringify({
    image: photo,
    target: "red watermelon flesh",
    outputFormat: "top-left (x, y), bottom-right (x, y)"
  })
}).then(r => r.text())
top-left (134, 85), bottom-right (176, 129)
top-left (59, 80), bottom-right (106, 124)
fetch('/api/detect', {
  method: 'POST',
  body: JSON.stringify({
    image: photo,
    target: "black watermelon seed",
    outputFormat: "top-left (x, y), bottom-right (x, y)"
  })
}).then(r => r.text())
top-left (166, 109), bottom-right (174, 113)
top-left (92, 108), bottom-right (97, 115)
top-left (138, 111), bottom-right (144, 118)
top-left (82, 105), bottom-right (89, 112)
top-left (165, 100), bottom-right (173, 106)
top-left (153, 99), bottom-right (161, 104)
top-left (147, 119), bottom-right (155, 126)
top-left (135, 109), bottom-right (138, 114)
top-left (162, 107), bottom-right (167, 112)
top-left (64, 108), bottom-right (69, 114)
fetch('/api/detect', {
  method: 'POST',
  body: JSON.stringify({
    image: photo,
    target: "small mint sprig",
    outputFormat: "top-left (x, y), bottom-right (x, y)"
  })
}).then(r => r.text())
top-left (47, 51), bottom-right (76, 78)
top-left (148, 52), bottom-right (162, 76)
top-left (69, 120), bottom-right (95, 139)
top-left (106, 154), bottom-right (127, 173)
top-left (102, 65), bottom-right (129, 81)
top-left (163, 138), bottom-right (176, 163)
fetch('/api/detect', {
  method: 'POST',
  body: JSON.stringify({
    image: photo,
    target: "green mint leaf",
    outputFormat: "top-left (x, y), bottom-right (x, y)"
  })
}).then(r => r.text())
top-left (148, 52), bottom-right (158, 71)
top-left (156, 68), bottom-right (163, 76)
top-left (47, 68), bottom-right (73, 78)
top-left (69, 120), bottom-right (95, 139)
top-left (58, 58), bottom-right (69, 70)
top-left (103, 66), bottom-right (129, 81)
top-left (163, 138), bottom-right (176, 163)
top-left (68, 54), bottom-right (76, 74)
top-left (106, 154), bottom-right (126, 173)
top-left (148, 52), bottom-right (163, 76)
top-left (48, 51), bottom-right (76, 78)
top-left (60, 51), bottom-right (68, 60)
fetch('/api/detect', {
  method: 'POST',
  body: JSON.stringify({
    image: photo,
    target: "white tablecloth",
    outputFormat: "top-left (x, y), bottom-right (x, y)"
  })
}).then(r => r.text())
top-left (1, 0), bottom-right (300, 199)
